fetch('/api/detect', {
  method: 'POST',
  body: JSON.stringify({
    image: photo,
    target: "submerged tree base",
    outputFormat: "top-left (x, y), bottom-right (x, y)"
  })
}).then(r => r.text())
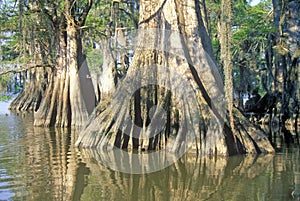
top-left (75, 48), bottom-right (274, 157)
top-left (76, 0), bottom-right (274, 158)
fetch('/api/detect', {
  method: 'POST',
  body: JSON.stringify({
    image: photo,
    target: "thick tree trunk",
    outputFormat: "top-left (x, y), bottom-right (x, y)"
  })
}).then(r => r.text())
top-left (34, 1), bottom-right (94, 127)
top-left (76, 0), bottom-right (274, 156)
top-left (67, 22), bottom-right (90, 127)
top-left (34, 31), bottom-right (71, 127)
top-left (9, 68), bottom-right (46, 112)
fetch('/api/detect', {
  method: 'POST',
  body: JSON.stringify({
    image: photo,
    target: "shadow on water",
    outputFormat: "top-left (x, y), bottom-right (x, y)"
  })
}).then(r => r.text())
top-left (0, 103), bottom-right (299, 200)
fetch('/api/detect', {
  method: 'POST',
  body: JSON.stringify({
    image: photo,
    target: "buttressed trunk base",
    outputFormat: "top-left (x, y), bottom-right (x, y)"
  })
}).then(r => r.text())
top-left (76, 0), bottom-right (274, 156)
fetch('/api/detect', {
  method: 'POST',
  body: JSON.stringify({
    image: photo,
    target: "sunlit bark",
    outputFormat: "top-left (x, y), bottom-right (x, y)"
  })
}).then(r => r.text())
top-left (219, 0), bottom-right (235, 132)
top-left (34, 0), bottom-right (94, 127)
top-left (77, 0), bottom-right (274, 155)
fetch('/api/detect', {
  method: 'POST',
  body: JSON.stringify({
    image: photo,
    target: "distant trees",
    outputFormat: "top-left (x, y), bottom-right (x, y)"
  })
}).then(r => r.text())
top-left (1, 0), bottom-right (95, 126)
top-left (1, 0), bottom-right (52, 111)
top-left (207, 0), bottom-right (276, 107)
top-left (206, 0), bottom-right (299, 142)
top-left (1, 0), bottom-right (138, 127)
top-left (33, 0), bottom-right (94, 127)
top-left (271, 0), bottom-right (299, 142)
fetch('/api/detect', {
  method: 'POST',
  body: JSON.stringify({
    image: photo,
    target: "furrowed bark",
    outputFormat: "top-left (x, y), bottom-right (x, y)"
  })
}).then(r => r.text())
top-left (76, 0), bottom-right (274, 156)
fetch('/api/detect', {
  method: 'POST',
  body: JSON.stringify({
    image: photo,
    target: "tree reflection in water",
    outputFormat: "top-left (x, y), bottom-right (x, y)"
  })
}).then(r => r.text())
top-left (1, 113), bottom-right (298, 201)
top-left (78, 147), bottom-right (299, 201)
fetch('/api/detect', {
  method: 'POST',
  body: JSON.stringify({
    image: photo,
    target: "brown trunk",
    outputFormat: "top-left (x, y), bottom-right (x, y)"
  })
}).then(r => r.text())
top-left (99, 37), bottom-right (117, 99)
top-left (34, 0), bottom-right (94, 127)
top-left (271, 0), bottom-right (300, 143)
top-left (9, 67), bottom-right (46, 112)
top-left (219, 0), bottom-right (235, 133)
top-left (76, 0), bottom-right (274, 156)
top-left (34, 24), bottom-right (71, 127)
top-left (67, 22), bottom-right (89, 127)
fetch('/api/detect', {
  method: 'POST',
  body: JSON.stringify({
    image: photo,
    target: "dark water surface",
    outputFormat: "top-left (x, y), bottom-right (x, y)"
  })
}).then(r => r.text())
top-left (0, 102), bottom-right (299, 201)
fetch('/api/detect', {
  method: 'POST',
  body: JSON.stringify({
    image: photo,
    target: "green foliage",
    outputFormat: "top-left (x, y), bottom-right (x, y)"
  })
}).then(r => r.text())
top-left (207, 0), bottom-right (275, 95)
top-left (232, 0), bottom-right (275, 54)
top-left (0, 74), bottom-right (11, 89)
top-left (232, 0), bottom-right (275, 94)
top-left (0, 94), bottom-right (13, 101)
top-left (86, 47), bottom-right (103, 75)
top-left (0, 1), bottom-right (19, 62)
top-left (0, 74), bottom-right (16, 98)
top-left (83, 0), bottom-right (139, 77)
top-left (83, 0), bottom-right (139, 44)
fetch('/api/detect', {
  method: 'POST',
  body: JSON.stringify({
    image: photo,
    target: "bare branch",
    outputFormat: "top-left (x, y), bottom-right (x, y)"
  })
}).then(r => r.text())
top-left (119, 8), bottom-right (138, 29)
top-left (0, 64), bottom-right (54, 76)
top-left (78, 0), bottom-right (93, 27)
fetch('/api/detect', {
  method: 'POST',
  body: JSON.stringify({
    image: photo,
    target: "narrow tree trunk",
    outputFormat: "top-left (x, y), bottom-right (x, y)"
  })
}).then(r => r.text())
top-left (219, 0), bottom-right (235, 132)
top-left (99, 36), bottom-right (117, 99)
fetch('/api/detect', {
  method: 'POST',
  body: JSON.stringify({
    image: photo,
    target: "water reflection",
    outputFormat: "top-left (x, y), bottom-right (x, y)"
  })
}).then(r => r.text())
top-left (79, 145), bottom-right (300, 201)
top-left (0, 112), bottom-right (83, 200)
top-left (262, 123), bottom-right (299, 151)
top-left (80, 151), bottom-right (276, 201)
top-left (0, 110), bottom-right (299, 201)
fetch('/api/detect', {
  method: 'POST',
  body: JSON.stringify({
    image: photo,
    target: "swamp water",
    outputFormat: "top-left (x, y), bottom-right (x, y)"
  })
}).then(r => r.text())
top-left (0, 101), bottom-right (299, 201)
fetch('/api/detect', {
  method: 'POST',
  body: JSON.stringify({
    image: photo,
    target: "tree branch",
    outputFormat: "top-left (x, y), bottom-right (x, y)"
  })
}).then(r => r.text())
top-left (0, 64), bottom-right (54, 76)
top-left (119, 8), bottom-right (138, 29)
top-left (78, 0), bottom-right (94, 27)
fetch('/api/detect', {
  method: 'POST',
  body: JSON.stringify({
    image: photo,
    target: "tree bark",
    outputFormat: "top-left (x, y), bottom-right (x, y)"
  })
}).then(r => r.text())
top-left (99, 30), bottom-right (117, 99)
top-left (219, 0), bottom-right (235, 132)
top-left (34, 0), bottom-right (94, 127)
top-left (76, 0), bottom-right (274, 156)
top-left (271, 0), bottom-right (300, 142)
top-left (9, 68), bottom-right (46, 112)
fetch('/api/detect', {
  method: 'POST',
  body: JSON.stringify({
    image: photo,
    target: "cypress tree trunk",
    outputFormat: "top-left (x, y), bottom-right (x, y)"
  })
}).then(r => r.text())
top-left (76, 0), bottom-right (274, 156)
top-left (9, 68), bottom-right (46, 112)
top-left (9, 18), bottom-right (48, 112)
top-left (219, 0), bottom-right (235, 132)
top-left (271, 0), bottom-right (300, 142)
top-left (34, 25), bottom-right (71, 127)
top-left (34, 0), bottom-right (94, 127)
top-left (99, 32), bottom-right (117, 100)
